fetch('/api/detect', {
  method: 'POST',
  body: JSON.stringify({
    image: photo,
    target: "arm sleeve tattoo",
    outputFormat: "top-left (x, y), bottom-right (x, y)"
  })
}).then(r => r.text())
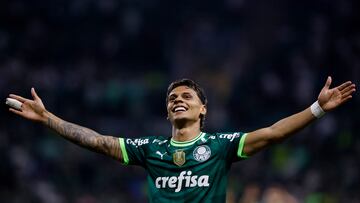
top-left (47, 116), bottom-right (122, 161)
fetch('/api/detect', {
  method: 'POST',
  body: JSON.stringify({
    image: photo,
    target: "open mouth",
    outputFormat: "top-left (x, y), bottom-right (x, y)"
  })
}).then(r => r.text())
top-left (172, 105), bottom-right (188, 113)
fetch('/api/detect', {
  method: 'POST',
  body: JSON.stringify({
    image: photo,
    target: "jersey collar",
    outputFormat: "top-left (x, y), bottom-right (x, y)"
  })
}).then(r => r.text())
top-left (170, 132), bottom-right (205, 147)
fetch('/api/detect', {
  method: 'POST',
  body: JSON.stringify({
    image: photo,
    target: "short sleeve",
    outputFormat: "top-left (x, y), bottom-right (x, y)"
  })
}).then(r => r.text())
top-left (215, 132), bottom-right (249, 163)
top-left (119, 137), bottom-right (151, 166)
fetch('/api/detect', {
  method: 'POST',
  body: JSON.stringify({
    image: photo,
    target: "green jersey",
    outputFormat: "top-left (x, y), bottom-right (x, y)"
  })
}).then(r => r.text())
top-left (119, 132), bottom-right (248, 203)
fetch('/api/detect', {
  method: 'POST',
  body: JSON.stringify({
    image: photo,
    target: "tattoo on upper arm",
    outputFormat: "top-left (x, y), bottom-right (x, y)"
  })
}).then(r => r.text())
top-left (47, 117), bottom-right (121, 160)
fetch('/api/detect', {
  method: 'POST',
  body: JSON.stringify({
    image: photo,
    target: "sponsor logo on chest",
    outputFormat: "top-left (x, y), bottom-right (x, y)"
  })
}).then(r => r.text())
top-left (155, 171), bottom-right (210, 192)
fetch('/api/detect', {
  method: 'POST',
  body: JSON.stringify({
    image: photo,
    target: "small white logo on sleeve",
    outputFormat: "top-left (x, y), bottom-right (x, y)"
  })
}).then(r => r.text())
top-left (193, 145), bottom-right (211, 162)
top-left (126, 138), bottom-right (149, 147)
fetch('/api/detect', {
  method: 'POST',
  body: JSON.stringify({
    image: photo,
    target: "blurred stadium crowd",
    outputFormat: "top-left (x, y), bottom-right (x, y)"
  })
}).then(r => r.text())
top-left (0, 0), bottom-right (359, 202)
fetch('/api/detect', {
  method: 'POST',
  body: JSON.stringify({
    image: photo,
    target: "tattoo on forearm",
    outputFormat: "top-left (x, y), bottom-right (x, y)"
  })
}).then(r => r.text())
top-left (47, 117), bottom-right (121, 160)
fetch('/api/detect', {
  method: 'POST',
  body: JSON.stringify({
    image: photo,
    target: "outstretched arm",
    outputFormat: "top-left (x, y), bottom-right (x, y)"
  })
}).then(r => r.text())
top-left (243, 76), bottom-right (356, 156)
top-left (8, 88), bottom-right (123, 161)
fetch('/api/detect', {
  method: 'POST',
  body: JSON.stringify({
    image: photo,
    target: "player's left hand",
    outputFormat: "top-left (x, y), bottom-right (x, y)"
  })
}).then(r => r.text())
top-left (318, 76), bottom-right (356, 111)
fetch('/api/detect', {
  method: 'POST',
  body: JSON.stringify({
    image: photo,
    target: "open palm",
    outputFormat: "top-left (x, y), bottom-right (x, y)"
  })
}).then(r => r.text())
top-left (8, 88), bottom-right (47, 123)
top-left (318, 76), bottom-right (356, 112)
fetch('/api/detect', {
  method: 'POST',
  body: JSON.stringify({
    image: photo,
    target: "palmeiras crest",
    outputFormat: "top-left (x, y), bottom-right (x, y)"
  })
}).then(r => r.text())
top-left (173, 150), bottom-right (186, 166)
top-left (193, 145), bottom-right (211, 162)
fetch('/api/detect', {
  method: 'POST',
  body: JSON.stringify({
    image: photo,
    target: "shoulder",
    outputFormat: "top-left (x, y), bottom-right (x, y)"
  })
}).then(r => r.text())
top-left (124, 136), bottom-right (170, 148)
top-left (204, 131), bottom-right (243, 138)
top-left (203, 132), bottom-right (244, 143)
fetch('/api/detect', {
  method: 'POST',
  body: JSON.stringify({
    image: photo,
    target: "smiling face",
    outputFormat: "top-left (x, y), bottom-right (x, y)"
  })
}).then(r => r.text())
top-left (167, 86), bottom-right (207, 129)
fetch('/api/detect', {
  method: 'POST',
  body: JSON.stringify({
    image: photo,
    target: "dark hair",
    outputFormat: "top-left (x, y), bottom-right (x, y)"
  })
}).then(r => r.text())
top-left (166, 79), bottom-right (208, 129)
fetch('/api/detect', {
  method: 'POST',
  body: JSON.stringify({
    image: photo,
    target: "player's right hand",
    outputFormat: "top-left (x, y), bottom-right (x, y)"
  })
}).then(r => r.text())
top-left (317, 76), bottom-right (356, 112)
top-left (8, 87), bottom-right (48, 123)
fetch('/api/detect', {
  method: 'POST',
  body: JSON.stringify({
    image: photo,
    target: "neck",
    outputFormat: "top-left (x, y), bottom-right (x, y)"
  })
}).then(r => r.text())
top-left (172, 123), bottom-right (201, 142)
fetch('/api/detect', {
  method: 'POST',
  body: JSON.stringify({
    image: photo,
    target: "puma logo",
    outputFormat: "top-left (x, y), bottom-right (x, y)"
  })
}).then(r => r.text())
top-left (156, 151), bottom-right (167, 160)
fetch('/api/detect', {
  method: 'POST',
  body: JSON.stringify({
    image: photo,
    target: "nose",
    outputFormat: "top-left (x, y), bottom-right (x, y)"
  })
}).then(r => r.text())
top-left (174, 97), bottom-right (184, 104)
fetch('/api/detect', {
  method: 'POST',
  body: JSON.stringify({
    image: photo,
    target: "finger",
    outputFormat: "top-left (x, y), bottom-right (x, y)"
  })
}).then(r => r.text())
top-left (342, 88), bottom-right (356, 98)
top-left (9, 94), bottom-right (30, 103)
top-left (31, 87), bottom-right (41, 101)
top-left (340, 84), bottom-right (355, 94)
top-left (341, 95), bottom-right (353, 103)
top-left (324, 76), bottom-right (332, 89)
top-left (337, 81), bottom-right (352, 91)
top-left (343, 88), bottom-right (356, 97)
top-left (9, 108), bottom-right (24, 116)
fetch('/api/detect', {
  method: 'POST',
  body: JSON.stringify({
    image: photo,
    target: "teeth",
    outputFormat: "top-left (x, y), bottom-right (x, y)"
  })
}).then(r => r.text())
top-left (174, 107), bottom-right (186, 112)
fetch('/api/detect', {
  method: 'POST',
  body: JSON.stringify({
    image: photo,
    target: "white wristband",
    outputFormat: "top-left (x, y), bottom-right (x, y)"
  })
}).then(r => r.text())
top-left (310, 101), bottom-right (325, 118)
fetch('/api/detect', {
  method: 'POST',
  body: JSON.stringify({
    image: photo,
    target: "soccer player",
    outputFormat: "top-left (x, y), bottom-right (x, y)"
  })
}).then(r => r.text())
top-left (8, 77), bottom-right (356, 202)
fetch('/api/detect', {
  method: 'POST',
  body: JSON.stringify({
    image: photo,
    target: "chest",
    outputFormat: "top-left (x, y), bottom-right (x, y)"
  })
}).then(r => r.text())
top-left (145, 141), bottom-right (223, 170)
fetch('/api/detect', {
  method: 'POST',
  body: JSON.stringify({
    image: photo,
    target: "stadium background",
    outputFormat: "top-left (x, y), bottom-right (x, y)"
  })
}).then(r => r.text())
top-left (0, 0), bottom-right (359, 202)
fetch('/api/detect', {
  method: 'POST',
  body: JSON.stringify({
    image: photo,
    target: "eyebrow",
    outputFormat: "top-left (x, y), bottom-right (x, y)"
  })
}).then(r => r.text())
top-left (169, 91), bottom-right (193, 97)
top-left (169, 92), bottom-right (194, 101)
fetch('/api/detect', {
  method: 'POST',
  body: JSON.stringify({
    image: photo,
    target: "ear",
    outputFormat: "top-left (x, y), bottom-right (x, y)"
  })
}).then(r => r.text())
top-left (200, 105), bottom-right (207, 116)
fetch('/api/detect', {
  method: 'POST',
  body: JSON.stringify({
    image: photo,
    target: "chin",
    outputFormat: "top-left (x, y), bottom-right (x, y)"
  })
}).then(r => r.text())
top-left (173, 116), bottom-right (188, 122)
top-left (172, 116), bottom-right (189, 126)
top-left (172, 115), bottom-right (200, 127)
